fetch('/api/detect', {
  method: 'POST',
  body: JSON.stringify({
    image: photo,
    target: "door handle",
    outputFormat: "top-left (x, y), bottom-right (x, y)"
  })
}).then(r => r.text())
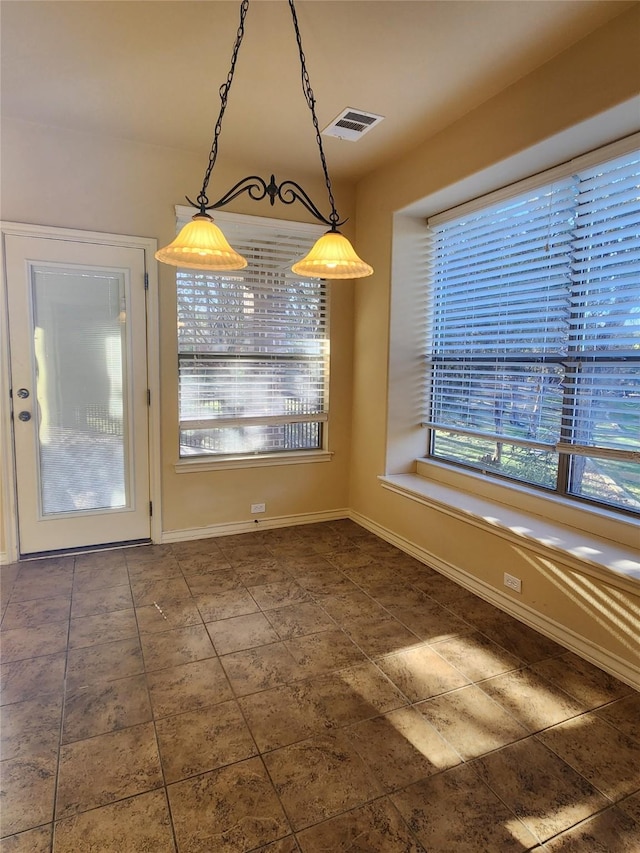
top-left (18, 411), bottom-right (31, 422)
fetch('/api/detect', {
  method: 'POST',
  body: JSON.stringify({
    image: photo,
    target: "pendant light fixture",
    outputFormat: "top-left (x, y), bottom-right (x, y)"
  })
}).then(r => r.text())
top-left (155, 0), bottom-right (373, 279)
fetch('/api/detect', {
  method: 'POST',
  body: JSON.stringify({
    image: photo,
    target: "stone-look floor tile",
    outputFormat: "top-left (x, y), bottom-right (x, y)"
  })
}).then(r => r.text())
top-left (62, 674), bottom-right (152, 743)
top-left (235, 561), bottom-right (293, 587)
top-left (206, 612), bottom-right (280, 654)
top-left (318, 591), bottom-right (388, 626)
top-left (70, 584), bottom-right (133, 618)
top-left (431, 631), bottom-right (521, 682)
top-left (264, 731), bottom-right (383, 831)
top-left (146, 657), bottom-right (233, 718)
top-left (130, 576), bottom-right (192, 607)
top-left (52, 789), bottom-right (176, 853)
top-left (411, 572), bottom-right (469, 605)
top-left (537, 713), bottom-right (640, 800)
top-left (72, 565), bottom-right (129, 594)
top-left (376, 644), bottom-right (470, 702)
top-left (345, 706), bottom-right (461, 792)
top-left (167, 757), bottom-right (290, 853)
top-left (392, 763), bottom-right (538, 852)
top-left (388, 601), bottom-right (472, 644)
top-left (239, 683), bottom-right (327, 752)
top-left (155, 698), bottom-right (257, 782)
top-left (195, 589), bottom-right (260, 622)
top-left (285, 629), bottom-right (367, 677)
top-left (0, 694), bottom-right (62, 761)
top-left (185, 569), bottom-right (241, 596)
top-left (266, 602), bottom-right (336, 640)
top-left (126, 556), bottom-right (182, 582)
top-left (8, 574), bottom-right (73, 605)
top-left (295, 569), bottom-right (356, 598)
top-left (140, 624), bottom-right (215, 671)
top-left (475, 613), bottom-right (566, 664)
top-left (1, 596), bottom-right (70, 631)
top-left (0, 621), bottom-right (68, 663)
top-left (595, 692), bottom-right (640, 742)
top-left (447, 592), bottom-right (507, 626)
top-left (309, 662), bottom-right (408, 726)
top-left (171, 537), bottom-right (226, 559)
top-left (618, 790), bottom-right (640, 823)
top-left (0, 824), bottom-right (52, 853)
top-left (0, 753), bottom-right (57, 836)
top-left (296, 798), bottom-right (425, 853)
top-left (74, 550), bottom-right (127, 573)
top-left (0, 653), bottom-right (66, 705)
top-left (177, 551), bottom-right (235, 575)
top-left (324, 549), bottom-right (379, 573)
top-left (416, 684), bottom-right (529, 759)
top-left (529, 653), bottom-right (634, 710)
top-left (361, 581), bottom-right (427, 609)
top-left (278, 555), bottom-right (335, 576)
top-left (136, 599), bottom-right (203, 634)
top-left (220, 544), bottom-right (274, 565)
top-left (250, 580), bottom-right (311, 611)
top-left (480, 667), bottom-right (587, 733)
top-left (256, 837), bottom-right (300, 853)
top-left (474, 736), bottom-right (608, 842)
top-left (65, 637), bottom-right (143, 689)
top-left (220, 642), bottom-right (304, 697)
top-left (55, 721), bottom-right (163, 819)
top-left (343, 614), bottom-right (422, 658)
top-left (543, 806), bottom-right (640, 852)
top-left (124, 545), bottom-right (174, 568)
top-left (68, 608), bottom-right (138, 649)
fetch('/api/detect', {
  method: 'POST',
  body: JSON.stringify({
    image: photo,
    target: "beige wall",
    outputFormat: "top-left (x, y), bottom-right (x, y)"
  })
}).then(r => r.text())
top-left (0, 118), bottom-right (355, 540)
top-left (349, 7), bottom-right (640, 680)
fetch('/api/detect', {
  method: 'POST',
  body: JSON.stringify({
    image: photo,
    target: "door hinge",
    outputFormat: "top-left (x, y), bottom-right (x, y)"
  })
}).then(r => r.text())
top-left (149, 501), bottom-right (153, 517)
top-left (144, 272), bottom-right (149, 290)
top-left (147, 389), bottom-right (151, 406)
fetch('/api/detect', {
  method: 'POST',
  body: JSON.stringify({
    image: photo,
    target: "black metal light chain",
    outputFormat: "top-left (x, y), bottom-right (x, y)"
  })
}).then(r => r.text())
top-left (287, 0), bottom-right (340, 229)
top-left (196, 0), bottom-right (250, 211)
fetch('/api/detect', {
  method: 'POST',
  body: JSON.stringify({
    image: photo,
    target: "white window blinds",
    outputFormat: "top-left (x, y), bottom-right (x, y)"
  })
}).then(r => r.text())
top-left (177, 214), bottom-right (328, 457)
top-left (425, 145), bottom-right (640, 513)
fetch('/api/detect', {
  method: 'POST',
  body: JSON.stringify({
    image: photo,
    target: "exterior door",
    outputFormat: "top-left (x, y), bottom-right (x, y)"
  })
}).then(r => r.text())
top-left (4, 235), bottom-right (151, 555)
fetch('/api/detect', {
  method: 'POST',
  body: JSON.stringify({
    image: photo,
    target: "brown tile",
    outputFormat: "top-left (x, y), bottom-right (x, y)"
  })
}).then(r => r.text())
top-left (475, 612), bottom-right (566, 664)
top-left (126, 555), bottom-right (182, 581)
top-left (324, 549), bottom-right (379, 572)
top-left (295, 569), bottom-right (357, 597)
top-left (257, 838), bottom-right (301, 853)
top-left (62, 674), bottom-right (152, 743)
top-left (0, 824), bottom-right (52, 852)
top-left (72, 565), bottom-right (129, 593)
top-left (392, 763), bottom-right (538, 851)
top-left (171, 538), bottom-right (226, 560)
top-left (124, 545), bottom-right (174, 568)
top-left (239, 682), bottom-right (326, 752)
top-left (220, 642), bottom-right (304, 697)
top-left (74, 550), bottom-right (127, 573)
top-left (135, 598), bottom-right (203, 634)
top-left (8, 574), bottom-right (73, 605)
top-left (177, 551), bottom-right (235, 574)
top-left (66, 637), bottom-right (143, 689)
top-left (146, 657), bottom-right (233, 718)
top-left (595, 692), bottom-right (640, 741)
top-left (278, 555), bottom-right (335, 576)
top-left (221, 543), bottom-right (273, 564)
top-left (206, 611), bottom-right (279, 654)
top-left (308, 662), bottom-right (408, 726)
top-left (185, 569), bottom-right (241, 596)
top-left (362, 579), bottom-right (427, 608)
top-left (544, 805), bottom-right (640, 852)
top-left (1, 596), bottom-right (70, 631)
top-left (68, 608), bottom-right (137, 649)
top-left (296, 798), bottom-right (425, 853)
top-left (480, 667), bottom-right (588, 733)
top-left (52, 789), bottom-right (176, 853)
top-left (416, 684), bottom-right (529, 759)
top-left (195, 589), bottom-right (260, 621)
top-left (0, 653), bottom-right (66, 705)
top-left (530, 653), bottom-right (634, 710)
top-left (285, 629), bottom-right (366, 677)
top-left (618, 790), bottom-right (640, 823)
top-left (70, 583), bottom-right (133, 618)
top-left (0, 621), bottom-right (68, 662)
top-left (0, 694), bottom-right (62, 761)
top-left (390, 601), bottom-right (472, 644)
top-left (155, 698), bottom-right (256, 782)
top-left (319, 591), bottom-right (388, 626)
top-left (266, 602), bottom-right (336, 639)
top-left (431, 630), bottom-right (521, 682)
top-left (250, 580), bottom-right (310, 610)
top-left (376, 644), bottom-right (470, 702)
top-left (167, 757), bottom-right (290, 852)
top-left (345, 706), bottom-right (461, 792)
top-left (411, 572), bottom-right (472, 605)
top-left (56, 721), bottom-right (163, 819)
top-left (537, 713), bottom-right (640, 800)
top-left (448, 592), bottom-right (510, 626)
top-left (343, 614), bottom-right (422, 658)
top-left (474, 736), bottom-right (608, 841)
top-left (235, 561), bottom-right (293, 587)
top-left (140, 624), bottom-right (215, 671)
top-left (264, 731), bottom-right (382, 831)
top-left (0, 753), bottom-right (57, 836)
top-left (130, 576), bottom-right (192, 607)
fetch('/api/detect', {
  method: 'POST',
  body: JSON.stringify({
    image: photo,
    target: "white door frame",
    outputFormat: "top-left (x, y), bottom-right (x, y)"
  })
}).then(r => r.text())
top-left (0, 221), bottom-right (162, 563)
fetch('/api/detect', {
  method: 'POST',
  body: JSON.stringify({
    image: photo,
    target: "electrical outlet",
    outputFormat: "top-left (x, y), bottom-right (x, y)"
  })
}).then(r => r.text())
top-left (503, 572), bottom-right (522, 593)
top-left (251, 503), bottom-right (266, 514)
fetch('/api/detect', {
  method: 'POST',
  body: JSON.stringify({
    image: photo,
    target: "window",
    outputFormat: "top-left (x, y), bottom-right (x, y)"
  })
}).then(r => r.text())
top-left (177, 212), bottom-right (328, 459)
top-left (425, 145), bottom-right (640, 515)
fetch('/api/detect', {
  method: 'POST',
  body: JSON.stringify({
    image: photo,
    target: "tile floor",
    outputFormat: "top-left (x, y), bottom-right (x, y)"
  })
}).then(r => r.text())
top-left (1, 519), bottom-right (639, 852)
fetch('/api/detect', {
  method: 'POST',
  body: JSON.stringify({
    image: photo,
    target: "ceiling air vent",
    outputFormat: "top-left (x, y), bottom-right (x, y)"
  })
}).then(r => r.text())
top-left (322, 108), bottom-right (385, 142)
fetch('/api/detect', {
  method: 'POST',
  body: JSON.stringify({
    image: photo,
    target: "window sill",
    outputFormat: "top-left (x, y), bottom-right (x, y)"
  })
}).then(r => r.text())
top-left (175, 449), bottom-right (333, 473)
top-left (379, 466), bottom-right (640, 594)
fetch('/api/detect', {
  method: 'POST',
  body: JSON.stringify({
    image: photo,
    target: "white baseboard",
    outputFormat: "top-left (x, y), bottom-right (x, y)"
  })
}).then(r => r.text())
top-left (349, 510), bottom-right (640, 692)
top-left (161, 508), bottom-right (350, 544)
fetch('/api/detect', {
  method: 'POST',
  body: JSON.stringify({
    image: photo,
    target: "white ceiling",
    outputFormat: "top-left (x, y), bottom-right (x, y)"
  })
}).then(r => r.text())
top-left (1, 0), bottom-right (635, 183)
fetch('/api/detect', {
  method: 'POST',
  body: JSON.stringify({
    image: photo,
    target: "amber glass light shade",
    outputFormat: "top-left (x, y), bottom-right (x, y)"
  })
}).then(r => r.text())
top-left (155, 213), bottom-right (247, 270)
top-left (291, 230), bottom-right (373, 279)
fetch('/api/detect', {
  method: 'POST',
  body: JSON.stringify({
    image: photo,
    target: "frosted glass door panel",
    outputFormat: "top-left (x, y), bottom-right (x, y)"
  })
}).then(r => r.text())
top-left (32, 267), bottom-right (129, 515)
